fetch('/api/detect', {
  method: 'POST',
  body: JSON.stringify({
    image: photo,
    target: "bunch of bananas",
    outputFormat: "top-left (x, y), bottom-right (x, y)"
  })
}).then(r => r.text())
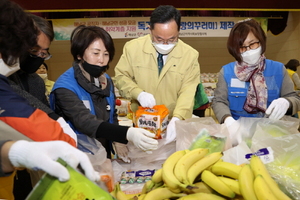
top-left (111, 149), bottom-right (292, 200)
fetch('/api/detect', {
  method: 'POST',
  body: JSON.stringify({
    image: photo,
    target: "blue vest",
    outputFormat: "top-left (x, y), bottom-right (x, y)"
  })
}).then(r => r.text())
top-left (223, 59), bottom-right (283, 119)
top-left (50, 67), bottom-right (115, 135)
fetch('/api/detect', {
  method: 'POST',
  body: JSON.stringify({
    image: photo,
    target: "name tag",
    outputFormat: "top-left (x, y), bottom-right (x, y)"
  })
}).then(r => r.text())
top-left (231, 78), bottom-right (246, 88)
top-left (82, 100), bottom-right (91, 111)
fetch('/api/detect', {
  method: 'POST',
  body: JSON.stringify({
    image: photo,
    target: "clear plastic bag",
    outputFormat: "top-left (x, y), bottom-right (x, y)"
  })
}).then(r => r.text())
top-left (175, 117), bottom-right (231, 151)
top-left (250, 116), bottom-right (300, 200)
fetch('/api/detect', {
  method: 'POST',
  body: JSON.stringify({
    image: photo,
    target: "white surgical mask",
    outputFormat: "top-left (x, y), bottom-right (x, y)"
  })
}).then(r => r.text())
top-left (0, 58), bottom-right (20, 77)
top-left (38, 73), bottom-right (48, 80)
top-left (152, 43), bottom-right (176, 55)
top-left (241, 46), bottom-right (262, 65)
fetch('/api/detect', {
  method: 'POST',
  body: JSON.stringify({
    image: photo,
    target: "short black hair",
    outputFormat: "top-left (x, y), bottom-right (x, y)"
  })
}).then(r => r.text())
top-left (285, 59), bottom-right (300, 71)
top-left (71, 25), bottom-right (115, 68)
top-left (150, 5), bottom-right (181, 31)
top-left (0, 0), bottom-right (38, 66)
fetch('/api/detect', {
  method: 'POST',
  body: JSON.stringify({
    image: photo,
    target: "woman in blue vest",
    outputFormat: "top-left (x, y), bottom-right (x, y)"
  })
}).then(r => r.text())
top-left (50, 25), bottom-right (158, 162)
top-left (212, 19), bottom-right (300, 145)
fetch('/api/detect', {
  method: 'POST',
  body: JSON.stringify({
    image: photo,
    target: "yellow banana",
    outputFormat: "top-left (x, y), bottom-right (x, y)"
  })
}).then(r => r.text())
top-left (218, 176), bottom-right (241, 195)
top-left (162, 150), bottom-right (191, 193)
top-left (141, 180), bottom-right (155, 194)
top-left (201, 170), bottom-right (235, 198)
top-left (151, 168), bottom-right (163, 183)
top-left (115, 182), bottom-right (128, 200)
top-left (253, 175), bottom-right (277, 200)
top-left (190, 181), bottom-right (213, 194)
top-left (211, 161), bottom-right (242, 179)
top-left (174, 148), bottom-right (209, 183)
top-left (186, 151), bottom-right (223, 184)
top-left (177, 192), bottom-right (226, 200)
top-left (137, 194), bottom-right (146, 200)
top-left (250, 155), bottom-right (291, 200)
top-left (143, 187), bottom-right (186, 200)
top-left (238, 164), bottom-right (258, 200)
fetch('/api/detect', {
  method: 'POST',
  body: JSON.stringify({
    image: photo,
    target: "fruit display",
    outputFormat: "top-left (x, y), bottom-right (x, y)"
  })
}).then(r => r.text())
top-left (111, 149), bottom-right (292, 200)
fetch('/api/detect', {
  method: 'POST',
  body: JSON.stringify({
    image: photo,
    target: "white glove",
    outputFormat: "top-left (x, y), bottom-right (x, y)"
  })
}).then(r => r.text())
top-left (8, 140), bottom-right (99, 182)
top-left (113, 142), bottom-right (130, 163)
top-left (126, 127), bottom-right (158, 153)
top-left (137, 92), bottom-right (156, 108)
top-left (164, 117), bottom-right (180, 145)
top-left (224, 117), bottom-right (241, 146)
top-left (265, 98), bottom-right (289, 120)
top-left (57, 117), bottom-right (77, 145)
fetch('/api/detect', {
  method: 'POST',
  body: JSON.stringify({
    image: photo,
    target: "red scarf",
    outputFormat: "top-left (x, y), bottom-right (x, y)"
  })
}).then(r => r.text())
top-left (234, 55), bottom-right (267, 113)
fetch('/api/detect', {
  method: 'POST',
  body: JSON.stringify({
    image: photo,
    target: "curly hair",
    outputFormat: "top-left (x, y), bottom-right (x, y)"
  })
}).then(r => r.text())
top-left (0, 0), bottom-right (38, 66)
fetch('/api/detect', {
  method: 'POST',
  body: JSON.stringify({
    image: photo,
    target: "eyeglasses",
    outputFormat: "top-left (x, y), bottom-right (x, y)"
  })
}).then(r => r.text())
top-left (29, 48), bottom-right (52, 60)
top-left (240, 41), bottom-right (260, 53)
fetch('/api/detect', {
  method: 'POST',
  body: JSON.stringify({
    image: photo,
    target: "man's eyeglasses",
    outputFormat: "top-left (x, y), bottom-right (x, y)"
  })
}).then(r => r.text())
top-left (240, 41), bottom-right (260, 53)
top-left (29, 48), bottom-right (52, 60)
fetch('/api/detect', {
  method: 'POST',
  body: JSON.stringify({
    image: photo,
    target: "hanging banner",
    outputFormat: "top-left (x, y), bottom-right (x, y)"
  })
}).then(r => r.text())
top-left (52, 17), bottom-right (267, 40)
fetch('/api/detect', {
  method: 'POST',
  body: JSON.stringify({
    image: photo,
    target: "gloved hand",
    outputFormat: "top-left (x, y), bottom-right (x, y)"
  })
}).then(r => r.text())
top-left (113, 142), bottom-right (130, 163)
top-left (126, 127), bottom-right (158, 153)
top-left (265, 98), bottom-right (289, 120)
top-left (57, 117), bottom-right (77, 145)
top-left (137, 92), bottom-right (156, 108)
top-left (224, 117), bottom-right (241, 146)
top-left (8, 140), bottom-right (99, 182)
top-left (164, 117), bottom-right (180, 145)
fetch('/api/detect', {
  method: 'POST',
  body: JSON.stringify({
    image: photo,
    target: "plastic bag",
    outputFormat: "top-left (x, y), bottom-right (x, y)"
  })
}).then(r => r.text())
top-left (127, 138), bottom-right (176, 170)
top-left (189, 128), bottom-right (226, 154)
top-left (250, 117), bottom-right (300, 200)
top-left (175, 117), bottom-right (231, 151)
top-left (77, 134), bottom-right (107, 166)
top-left (77, 134), bottom-right (114, 192)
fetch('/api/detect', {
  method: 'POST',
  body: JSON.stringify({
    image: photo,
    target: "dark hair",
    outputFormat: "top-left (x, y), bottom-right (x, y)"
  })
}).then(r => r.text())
top-left (70, 25), bottom-right (115, 68)
top-left (150, 5), bottom-right (181, 31)
top-left (227, 18), bottom-right (266, 63)
top-left (0, 0), bottom-right (38, 66)
top-left (29, 14), bottom-right (54, 42)
top-left (285, 59), bottom-right (300, 71)
top-left (42, 62), bottom-right (48, 70)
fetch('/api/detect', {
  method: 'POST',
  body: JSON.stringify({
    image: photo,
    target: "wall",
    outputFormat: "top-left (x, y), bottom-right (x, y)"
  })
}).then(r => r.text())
top-left (46, 13), bottom-right (300, 81)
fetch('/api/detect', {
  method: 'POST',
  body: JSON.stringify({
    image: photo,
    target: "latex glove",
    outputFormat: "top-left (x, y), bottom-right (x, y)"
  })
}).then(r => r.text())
top-left (265, 98), bottom-right (289, 120)
top-left (57, 117), bottom-right (77, 145)
top-left (164, 117), bottom-right (180, 145)
top-left (113, 142), bottom-right (130, 163)
top-left (126, 127), bottom-right (158, 153)
top-left (8, 140), bottom-right (99, 182)
top-left (224, 117), bottom-right (241, 146)
top-left (137, 92), bottom-right (156, 108)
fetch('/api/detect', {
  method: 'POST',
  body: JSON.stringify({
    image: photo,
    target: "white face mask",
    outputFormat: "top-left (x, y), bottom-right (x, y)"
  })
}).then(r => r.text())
top-left (38, 73), bottom-right (48, 80)
top-left (0, 58), bottom-right (20, 77)
top-left (241, 46), bottom-right (262, 65)
top-left (152, 43), bottom-right (176, 55)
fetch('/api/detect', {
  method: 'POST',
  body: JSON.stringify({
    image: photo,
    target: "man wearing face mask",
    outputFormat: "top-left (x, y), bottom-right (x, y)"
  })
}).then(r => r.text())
top-left (8, 14), bottom-right (52, 108)
top-left (114, 5), bottom-right (200, 145)
top-left (212, 18), bottom-right (300, 146)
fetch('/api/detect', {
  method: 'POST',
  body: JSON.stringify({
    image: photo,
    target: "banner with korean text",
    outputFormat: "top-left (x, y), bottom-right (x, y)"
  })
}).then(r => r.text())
top-left (52, 17), bottom-right (267, 40)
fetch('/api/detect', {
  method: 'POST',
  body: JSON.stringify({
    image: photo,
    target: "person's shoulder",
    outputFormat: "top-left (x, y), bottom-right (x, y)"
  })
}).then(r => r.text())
top-left (266, 59), bottom-right (284, 67)
top-left (178, 39), bottom-right (198, 54)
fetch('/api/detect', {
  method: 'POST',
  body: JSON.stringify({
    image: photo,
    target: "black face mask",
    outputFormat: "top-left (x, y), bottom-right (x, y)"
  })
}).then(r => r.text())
top-left (82, 61), bottom-right (108, 77)
top-left (20, 55), bottom-right (44, 74)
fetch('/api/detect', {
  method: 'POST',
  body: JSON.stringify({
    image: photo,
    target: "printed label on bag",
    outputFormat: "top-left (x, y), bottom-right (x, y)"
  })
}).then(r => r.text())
top-left (245, 147), bottom-right (274, 164)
